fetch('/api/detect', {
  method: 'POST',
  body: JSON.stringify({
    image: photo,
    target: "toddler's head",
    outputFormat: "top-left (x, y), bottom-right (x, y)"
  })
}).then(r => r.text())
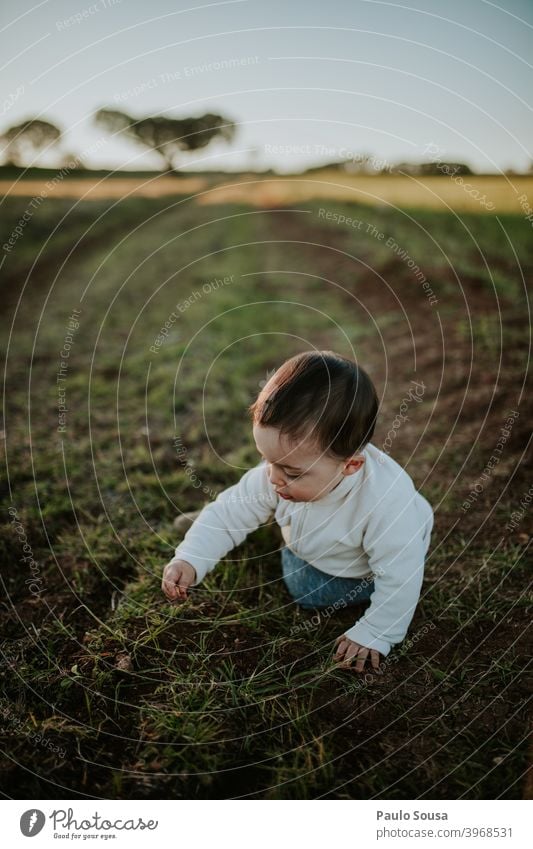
top-left (248, 350), bottom-right (378, 502)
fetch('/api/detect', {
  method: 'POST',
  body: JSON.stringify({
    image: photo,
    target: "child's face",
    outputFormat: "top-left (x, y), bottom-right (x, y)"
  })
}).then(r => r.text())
top-left (253, 424), bottom-right (364, 502)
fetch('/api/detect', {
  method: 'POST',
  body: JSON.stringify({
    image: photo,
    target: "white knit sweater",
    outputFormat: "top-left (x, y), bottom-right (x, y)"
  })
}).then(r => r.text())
top-left (172, 442), bottom-right (434, 656)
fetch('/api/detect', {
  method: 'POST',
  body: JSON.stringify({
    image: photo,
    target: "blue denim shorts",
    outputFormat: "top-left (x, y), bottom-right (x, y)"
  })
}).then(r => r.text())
top-left (281, 545), bottom-right (375, 610)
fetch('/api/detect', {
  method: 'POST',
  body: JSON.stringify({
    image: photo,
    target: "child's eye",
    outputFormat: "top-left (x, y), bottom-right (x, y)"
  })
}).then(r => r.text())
top-left (285, 472), bottom-right (301, 480)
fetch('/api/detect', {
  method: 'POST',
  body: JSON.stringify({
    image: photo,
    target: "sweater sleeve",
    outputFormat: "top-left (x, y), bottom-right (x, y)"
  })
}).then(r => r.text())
top-left (343, 491), bottom-right (431, 656)
top-left (170, 460), bottom-right (278, 585)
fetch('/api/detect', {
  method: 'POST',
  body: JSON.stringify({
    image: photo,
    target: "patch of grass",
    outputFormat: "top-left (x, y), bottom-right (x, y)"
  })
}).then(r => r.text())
top-left (1, 194), bottom-right (530, 799)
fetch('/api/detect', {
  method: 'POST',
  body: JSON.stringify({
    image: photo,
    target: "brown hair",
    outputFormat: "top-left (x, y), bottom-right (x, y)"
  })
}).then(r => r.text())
top-left (248, 351), bottom-right (379, 459)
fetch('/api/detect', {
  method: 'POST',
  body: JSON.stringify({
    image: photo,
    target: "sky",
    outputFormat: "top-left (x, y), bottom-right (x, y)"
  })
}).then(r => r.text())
top-left (1, 0), bottom-right (532, 173)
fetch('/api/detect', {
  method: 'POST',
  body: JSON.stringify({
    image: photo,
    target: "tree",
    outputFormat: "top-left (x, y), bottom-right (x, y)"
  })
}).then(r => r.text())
top-left (94, 108), bottom-right (236, 172)
top-left (0, 119), bottom-right (61, 166)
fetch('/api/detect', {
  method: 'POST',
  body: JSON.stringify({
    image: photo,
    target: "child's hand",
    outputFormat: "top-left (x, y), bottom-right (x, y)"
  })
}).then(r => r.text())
top-left (161, 559), bottom-right (196, 602)
top-left (333, 634), bottom-right (381, 673)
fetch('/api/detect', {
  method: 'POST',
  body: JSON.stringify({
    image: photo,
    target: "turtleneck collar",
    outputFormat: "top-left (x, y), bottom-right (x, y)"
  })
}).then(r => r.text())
top-left (308, 450), bottom-right (367, 506)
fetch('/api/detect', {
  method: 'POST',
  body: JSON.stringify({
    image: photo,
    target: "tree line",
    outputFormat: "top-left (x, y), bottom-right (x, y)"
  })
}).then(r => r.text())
top-left (1, 109), bottom-right (523, 175)
top-left (0, 109), bottom-right (237, 173)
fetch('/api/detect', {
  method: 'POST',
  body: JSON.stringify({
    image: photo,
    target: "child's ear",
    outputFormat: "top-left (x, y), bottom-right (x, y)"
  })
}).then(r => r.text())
top-left (343, 455), bottom-right (365, 475)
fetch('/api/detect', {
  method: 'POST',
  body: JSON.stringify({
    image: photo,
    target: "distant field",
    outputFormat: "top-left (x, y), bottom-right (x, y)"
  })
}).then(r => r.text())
top-left (1, 167), bottom-right (532, 213)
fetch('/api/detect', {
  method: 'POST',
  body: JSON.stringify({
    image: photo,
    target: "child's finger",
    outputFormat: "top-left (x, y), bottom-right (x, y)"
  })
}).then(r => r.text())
top-left (334, 638), bottom-right (350, 659)
top-left (170, 572), bottom-right (183, 600)
top-left (162, 565), bottom-right (176, 593)
top-left (334, 638), bottom-right (346, 656)
top-left (161, 572), bottom-right (174, 597)
top-left (341, 649), bottom-right (361, 670)
top-left (162, 579), bottom-right (177, 600)
top-left (162, 568), bottom-right (186, 601)
top-left (177, 570), bottom-right (197, 600)
top-left (350, 648), bottom-right (368, 673)
top-left (176, 580), bottom-right (188, 600)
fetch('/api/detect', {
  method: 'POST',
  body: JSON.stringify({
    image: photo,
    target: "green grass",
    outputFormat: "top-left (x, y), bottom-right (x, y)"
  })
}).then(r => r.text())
top-left (0, 193), bottom-right (531, 799)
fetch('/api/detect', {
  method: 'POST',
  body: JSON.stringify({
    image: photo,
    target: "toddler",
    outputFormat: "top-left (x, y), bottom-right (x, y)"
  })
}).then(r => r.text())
top-left (162, 351), bottom-right (434, 674)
